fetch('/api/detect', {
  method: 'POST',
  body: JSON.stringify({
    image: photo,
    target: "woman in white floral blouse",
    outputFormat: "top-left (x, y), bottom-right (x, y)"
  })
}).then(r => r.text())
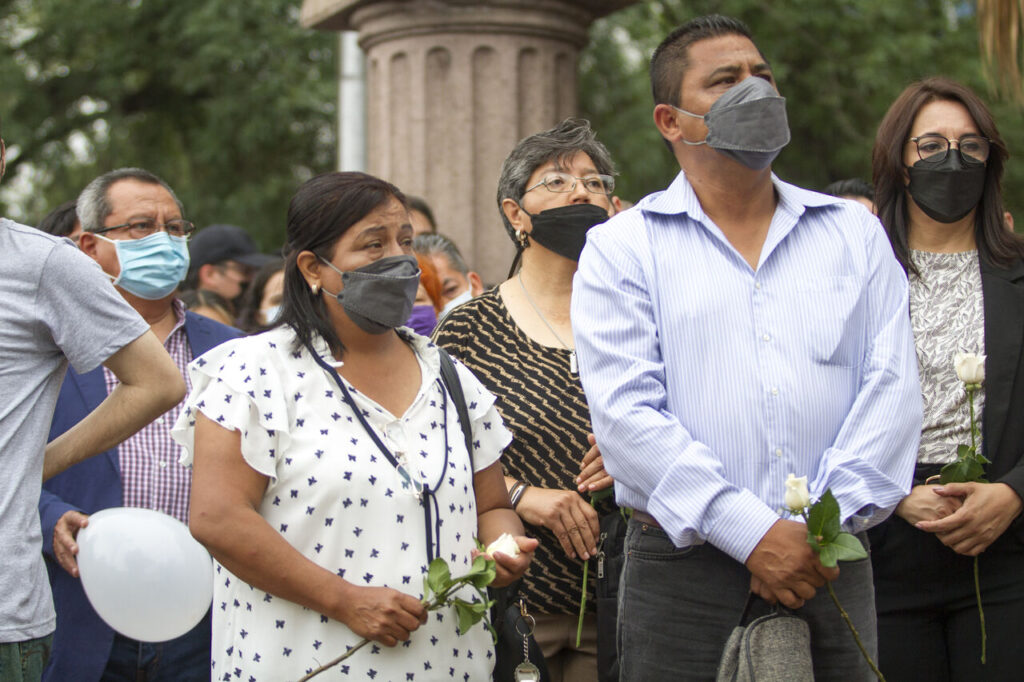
top-left (173, 172), bottom-right (536, 681)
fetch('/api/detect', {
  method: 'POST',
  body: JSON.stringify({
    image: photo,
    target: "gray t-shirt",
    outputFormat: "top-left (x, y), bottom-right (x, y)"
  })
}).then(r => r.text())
top-left (0, 219), bottom-right (150, 642)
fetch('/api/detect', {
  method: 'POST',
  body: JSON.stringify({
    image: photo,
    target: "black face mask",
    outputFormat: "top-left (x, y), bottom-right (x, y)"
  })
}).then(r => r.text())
top-left (907, 152), bottom-right (986, 224)
top-left (521, 203), bottom-right (610, 262)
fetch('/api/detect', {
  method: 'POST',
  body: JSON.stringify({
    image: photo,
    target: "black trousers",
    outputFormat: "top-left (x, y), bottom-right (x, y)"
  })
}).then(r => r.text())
top-left (870, 510), bottom-right (1024, 682)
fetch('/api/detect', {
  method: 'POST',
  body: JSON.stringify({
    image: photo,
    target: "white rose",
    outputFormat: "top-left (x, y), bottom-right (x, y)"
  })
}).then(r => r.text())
top-left (954, 352), bottom-right (986, 385)
top-left (784, 474), bottom-right (811, 513)
top-left (485, 532), bottom-right (520, 558)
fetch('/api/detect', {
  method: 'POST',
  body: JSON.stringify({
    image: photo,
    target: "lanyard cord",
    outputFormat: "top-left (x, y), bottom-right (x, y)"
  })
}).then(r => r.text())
top-left (307, 346), bottom-right (450, 562)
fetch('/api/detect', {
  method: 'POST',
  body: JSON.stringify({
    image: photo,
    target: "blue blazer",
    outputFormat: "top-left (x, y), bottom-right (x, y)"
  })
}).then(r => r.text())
top-left (39, 311), bottom-right (239, 682)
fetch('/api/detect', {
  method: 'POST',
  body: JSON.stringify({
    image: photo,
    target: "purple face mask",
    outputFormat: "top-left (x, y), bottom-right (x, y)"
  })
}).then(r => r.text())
top-left (405, 304), bottom-right (438, 337)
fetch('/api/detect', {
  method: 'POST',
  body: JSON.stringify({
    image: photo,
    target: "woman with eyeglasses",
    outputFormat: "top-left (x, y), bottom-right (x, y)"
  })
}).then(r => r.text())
top-left (868, 77), bottom-right (1024, 679)
top-left (434, 118), bottom-right (619, 681)
top-left (171, 172), bottom-right (536, 681)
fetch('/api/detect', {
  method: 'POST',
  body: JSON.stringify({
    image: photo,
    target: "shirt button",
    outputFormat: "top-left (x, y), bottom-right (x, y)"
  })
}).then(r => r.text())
top-left (775, 448), bottom-right (783, 457)
top-left (755, 282), bottom-right (762, 290)
top-left (762, 334), bottom-right (771, 342)
top-left (159, 461), bottom-right (168, 469)
top-left (771, 387), bottom-right (779, 396)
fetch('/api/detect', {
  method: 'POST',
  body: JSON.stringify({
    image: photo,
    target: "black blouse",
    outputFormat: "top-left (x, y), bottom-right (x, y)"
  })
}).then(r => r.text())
top-left (434, 288), bottom-right (610, 615)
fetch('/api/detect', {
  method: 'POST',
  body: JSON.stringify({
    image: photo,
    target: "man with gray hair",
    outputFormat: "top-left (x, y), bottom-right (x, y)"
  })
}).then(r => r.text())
top-left (39, 167), bottom-right (239, 682)
top-left (0, 129), bottom-right (185, 680)
top-left (413, 233), bottom-right (484, 318)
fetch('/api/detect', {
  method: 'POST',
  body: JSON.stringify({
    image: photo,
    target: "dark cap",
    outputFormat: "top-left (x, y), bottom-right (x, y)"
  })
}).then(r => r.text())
top-left (188, 224), bottom-right (275, 273)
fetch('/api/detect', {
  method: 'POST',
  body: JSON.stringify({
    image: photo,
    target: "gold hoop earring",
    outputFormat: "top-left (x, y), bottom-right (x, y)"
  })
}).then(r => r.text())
top-left (516, 230), bottom-right (528, 247)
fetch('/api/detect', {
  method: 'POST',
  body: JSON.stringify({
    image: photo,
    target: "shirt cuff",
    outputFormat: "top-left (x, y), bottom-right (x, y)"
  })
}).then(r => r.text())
top-left (651, 487), bottom-right (781, 564)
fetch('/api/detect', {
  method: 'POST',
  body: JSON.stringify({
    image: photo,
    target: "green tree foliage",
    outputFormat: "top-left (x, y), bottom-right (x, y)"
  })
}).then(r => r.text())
top-left (581, 0), bottom-right (1024, 225)
top-left (0, 0), bottom-right (335, 250)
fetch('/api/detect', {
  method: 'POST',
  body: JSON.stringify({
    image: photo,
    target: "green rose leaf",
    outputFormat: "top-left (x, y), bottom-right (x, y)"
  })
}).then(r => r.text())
top-left (940, 459), bottom-right (970, 484)
top-left (829, 532), bottom-right (868, 563)
top-left (454, 600), bottom-right (479, 636)
top-left (818, 542), bottom-right (840, 568)
top-left (427, 558), bottom-right (451, 595)
top-left (806, 529), bottom-right (822, 553)
top-left (590, 487), bottom-right (614, 504)
top-left (466, 554), bottom-right (488, 576)
top-left (469, 563), bottom-right (497, 590)
top-left (807, 489), bottom-right (841, 544)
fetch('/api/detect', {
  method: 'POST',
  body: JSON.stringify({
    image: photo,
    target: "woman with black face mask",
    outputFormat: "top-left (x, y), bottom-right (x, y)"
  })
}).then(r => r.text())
top-left (869, 77), bottom-right (1024, 680)
top-left (434, 119), bottom-right (620, 682)
top-left (172, 172), bottom-right (536, 681)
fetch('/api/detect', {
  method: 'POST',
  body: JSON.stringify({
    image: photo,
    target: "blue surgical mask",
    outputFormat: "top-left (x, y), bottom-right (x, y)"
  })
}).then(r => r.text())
top-left (260, 304), bottom-right (282, 326)
top-left (440, 289), bottom-right (472, 318)
top-left (97, 231), bottom-right (190, 300)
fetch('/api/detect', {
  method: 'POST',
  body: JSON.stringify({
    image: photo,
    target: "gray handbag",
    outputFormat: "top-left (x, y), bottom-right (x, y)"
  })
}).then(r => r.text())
top-left (715, 593), bottom-right (814, 682)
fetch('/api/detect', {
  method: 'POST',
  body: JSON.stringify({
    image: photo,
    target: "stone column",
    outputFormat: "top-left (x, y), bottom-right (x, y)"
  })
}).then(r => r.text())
top-left (301, 0), bottom-right (637, 285)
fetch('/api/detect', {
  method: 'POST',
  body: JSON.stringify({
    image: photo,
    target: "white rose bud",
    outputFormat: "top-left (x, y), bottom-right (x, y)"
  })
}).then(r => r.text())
top-left (954, 352), bottom-right (985, 386)
top-left (784, 474), bottom-right (811, 513)
top-left (485, 532), bottom-right (520, 558)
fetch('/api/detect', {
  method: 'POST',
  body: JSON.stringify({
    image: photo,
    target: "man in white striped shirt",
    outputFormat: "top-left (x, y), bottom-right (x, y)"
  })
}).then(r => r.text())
top-left (572, 15), bottom-right (921, 681)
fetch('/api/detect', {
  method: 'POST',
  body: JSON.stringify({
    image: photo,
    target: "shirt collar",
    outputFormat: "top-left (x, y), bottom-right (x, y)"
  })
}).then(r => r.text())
top-left (307, 326), bottom-right (441, 379)
top-left (168, 298), bottom-right (188, 339)
top-left (640, 169), bottom-right (844, 222)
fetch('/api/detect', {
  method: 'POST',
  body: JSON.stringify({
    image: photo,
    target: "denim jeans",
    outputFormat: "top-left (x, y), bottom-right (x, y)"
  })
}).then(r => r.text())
top-left (0, 635), bottom-right (52, 682)
top-left (617, 517), bottom-right (877, 681)
top-left (100, 610), bottom-right (210, 682)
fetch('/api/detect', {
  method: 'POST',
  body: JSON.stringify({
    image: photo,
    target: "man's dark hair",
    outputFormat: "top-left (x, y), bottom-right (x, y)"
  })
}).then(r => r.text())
top-left (37, 200), bottom-right (78, 238)
top-left (650, 14), bottom-right (754, 107)
top-left (823, 179), bottom-right (875, 202)
top-left (407, 196), bottom-right (436, 232)
top-left (278, 172), bottom-right (408, 357)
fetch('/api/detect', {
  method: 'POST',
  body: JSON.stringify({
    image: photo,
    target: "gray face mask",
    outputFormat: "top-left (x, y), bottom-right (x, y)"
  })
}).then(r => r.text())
top-left (320, 255), bottom-right (421, 334)
top-left (672, 75), bottom-right (791, 170)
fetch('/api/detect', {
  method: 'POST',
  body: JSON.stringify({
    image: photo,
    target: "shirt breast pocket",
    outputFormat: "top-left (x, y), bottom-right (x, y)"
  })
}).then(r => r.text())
top-left (795, 276), bottom-right (866, 368)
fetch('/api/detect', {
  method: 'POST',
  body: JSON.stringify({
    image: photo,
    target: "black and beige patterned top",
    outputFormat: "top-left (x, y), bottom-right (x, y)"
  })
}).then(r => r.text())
top-left (434, 288), bottom-right (611, 615)
top-left (909, 250), bottom-right (986, 464)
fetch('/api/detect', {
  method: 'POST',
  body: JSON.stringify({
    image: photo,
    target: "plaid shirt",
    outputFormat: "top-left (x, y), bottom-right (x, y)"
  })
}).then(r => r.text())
top-left (104, 299), bottom-right (193, 524)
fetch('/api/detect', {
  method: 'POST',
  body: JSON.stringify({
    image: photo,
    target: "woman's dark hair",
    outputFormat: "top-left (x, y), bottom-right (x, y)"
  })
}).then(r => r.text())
top-left (872, 76), bottom-right (1024, 271)
top-left (37, 199), bottom-right (79, 237)
top-left (278, 172), bottom-right (408, 356)
top-left (235, 259), bottom-right (285, 334)
top-left (823, 178), bottom-right (874, 202)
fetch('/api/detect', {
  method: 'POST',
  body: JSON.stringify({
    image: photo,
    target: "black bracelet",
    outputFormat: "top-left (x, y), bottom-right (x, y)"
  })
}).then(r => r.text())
top-left (510, 482), bottom-right (528, 509)
top-left (507, 481), bottom-right (523, 504)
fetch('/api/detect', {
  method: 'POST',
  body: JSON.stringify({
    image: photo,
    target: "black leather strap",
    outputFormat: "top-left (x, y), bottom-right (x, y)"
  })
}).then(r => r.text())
top-left (437, 348), bottom-right (474, 470)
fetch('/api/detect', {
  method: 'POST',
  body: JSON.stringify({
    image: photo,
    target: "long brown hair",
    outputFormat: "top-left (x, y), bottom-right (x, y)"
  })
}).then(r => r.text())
top-left (872, 76), bottom-right (1023, 271)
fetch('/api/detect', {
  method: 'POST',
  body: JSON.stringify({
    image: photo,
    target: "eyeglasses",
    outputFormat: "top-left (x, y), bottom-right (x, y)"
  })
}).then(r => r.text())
top-left (92, 219), bottom-right (197, 240)
top-left (908, 134), bottom-right (991, 164)
top-left (525, 172), bottom-right (615, 196)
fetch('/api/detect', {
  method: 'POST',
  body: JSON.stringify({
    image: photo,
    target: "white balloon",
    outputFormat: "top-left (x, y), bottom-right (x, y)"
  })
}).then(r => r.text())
top-left (76, 507), bottom-right (213, 642)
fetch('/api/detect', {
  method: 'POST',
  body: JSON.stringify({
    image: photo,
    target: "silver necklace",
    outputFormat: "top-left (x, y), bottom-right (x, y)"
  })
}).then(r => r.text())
top-left (517, 271), bottom-right (577, 375)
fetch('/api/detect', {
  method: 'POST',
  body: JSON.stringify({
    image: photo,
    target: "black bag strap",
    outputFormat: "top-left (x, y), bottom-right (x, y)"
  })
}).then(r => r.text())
top-left (437, 348), bottom-right (473, 470)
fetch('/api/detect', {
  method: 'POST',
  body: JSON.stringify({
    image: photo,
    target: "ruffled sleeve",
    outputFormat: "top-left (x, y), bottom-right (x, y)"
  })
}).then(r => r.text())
top-left (452, 355), bottom-right (511, 473)
top-left (172, 333), bottom-right (292, 479)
